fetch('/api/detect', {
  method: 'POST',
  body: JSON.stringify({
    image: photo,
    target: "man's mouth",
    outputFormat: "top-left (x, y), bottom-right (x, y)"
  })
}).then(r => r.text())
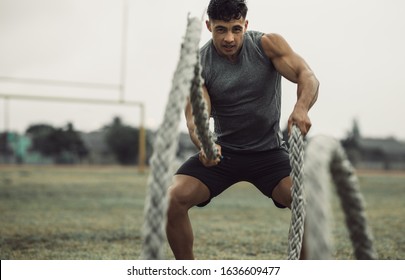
top-left (223, 45), bottom-right (235, 51)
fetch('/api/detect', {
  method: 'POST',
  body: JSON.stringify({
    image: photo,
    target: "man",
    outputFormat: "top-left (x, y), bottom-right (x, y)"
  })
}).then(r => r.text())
top-left (166, 0), bottom-right (319, 259)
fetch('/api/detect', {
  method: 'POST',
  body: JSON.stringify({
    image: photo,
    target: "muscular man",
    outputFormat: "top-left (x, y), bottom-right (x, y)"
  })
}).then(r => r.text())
top-left (167, 0), bottom-right (319, 259)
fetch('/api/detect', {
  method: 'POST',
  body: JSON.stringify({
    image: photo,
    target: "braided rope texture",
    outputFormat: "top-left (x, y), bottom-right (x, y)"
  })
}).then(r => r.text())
top-left (189, 53), bottom-right (217, 160)
top-left (330, 144), bottom-right (378, 259)
top-left (140, 17), bottom-right (202, 260)
top-left (287, 125), bottom-right (306, 260)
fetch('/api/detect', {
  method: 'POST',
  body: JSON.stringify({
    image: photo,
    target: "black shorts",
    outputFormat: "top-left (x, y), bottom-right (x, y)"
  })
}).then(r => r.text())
top-left (175, 147), bottom-right (291, 208)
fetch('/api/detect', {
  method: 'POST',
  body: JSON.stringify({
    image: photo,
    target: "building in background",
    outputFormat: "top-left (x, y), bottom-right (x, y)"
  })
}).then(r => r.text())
top-left (342, 120), bottom-right (405, 170)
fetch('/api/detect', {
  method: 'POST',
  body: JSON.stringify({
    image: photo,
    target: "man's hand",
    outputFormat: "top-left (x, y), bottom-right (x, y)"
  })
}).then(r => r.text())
top-left (198, 144), bottom-right (222, 167)
top-left (288, 105), bottom-right (312, 137)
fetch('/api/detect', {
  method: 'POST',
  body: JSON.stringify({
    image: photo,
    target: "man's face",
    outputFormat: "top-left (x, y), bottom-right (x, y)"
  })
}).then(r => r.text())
top-left (206, 17), bottom-right (248, 61)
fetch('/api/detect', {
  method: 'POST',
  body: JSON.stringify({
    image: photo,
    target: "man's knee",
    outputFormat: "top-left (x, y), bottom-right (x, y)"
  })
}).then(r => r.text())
top-left (167, 185), bottom-right (189, 218)
top-left (167, 176), bottom-right (210, 214)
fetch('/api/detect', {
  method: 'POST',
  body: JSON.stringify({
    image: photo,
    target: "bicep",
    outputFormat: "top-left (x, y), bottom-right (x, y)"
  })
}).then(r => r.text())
top-left (262, 34), bottom-right (312, 83)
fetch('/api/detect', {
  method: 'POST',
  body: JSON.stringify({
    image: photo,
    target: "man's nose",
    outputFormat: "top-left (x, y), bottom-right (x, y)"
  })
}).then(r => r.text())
top-left (224, 31), bottom-right (234, 43)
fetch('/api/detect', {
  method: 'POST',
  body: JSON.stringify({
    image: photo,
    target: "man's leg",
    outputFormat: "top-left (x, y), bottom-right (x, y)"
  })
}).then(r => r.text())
top-left (271, 176), bottom-right (293, 208)
top-left (272, 176), bottom-right (307, 259)
top-left (166, 174), bottom-right (210, 260)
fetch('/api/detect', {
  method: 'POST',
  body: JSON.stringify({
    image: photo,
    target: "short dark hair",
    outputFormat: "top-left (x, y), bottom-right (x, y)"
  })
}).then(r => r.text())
top-left (207, 0), bottom-right (248, 22)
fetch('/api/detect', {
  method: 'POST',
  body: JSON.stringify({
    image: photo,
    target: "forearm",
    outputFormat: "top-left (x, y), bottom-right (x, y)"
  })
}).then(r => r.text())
top-left (187, 119), bottom-right (222, 167)
top-left (288, 71), bottom-right (319, 135)
top-left (296, 71), bottom-right (319, 111)
top-left (187, 124), bottom-right (202, 151)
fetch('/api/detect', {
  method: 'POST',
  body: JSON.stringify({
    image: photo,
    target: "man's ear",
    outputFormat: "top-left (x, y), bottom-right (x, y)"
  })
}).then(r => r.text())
top-left (206, 20), bottom-right (212, 32)
top-left (245, 19), bottom-right (249, 31)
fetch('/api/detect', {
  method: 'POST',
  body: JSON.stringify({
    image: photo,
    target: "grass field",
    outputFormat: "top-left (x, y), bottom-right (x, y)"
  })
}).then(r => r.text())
top-left (0, 165), bottom-right (404, 260)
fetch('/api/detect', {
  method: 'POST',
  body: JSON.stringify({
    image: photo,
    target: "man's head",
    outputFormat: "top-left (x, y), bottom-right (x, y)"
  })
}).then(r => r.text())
top-left (206, 0), bottom-right (249, 61)
top-left (207, 0), bottom-right (248, 22)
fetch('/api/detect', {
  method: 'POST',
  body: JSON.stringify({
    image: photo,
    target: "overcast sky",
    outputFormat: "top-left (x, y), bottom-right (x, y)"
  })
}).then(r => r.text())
top-left (0, 0), bottom-right (404, 140)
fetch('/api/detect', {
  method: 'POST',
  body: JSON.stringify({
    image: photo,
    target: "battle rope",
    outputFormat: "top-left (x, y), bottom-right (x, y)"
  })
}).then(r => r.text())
top-left (328, 137), bottom-right (377, 259)
top-left (290, 134), bottom-right (378, 259)
top-left (189, 53), bottom-right (218, 160)
top-left (287, 125), bottom-right (306, 260)
top-left (140, 16), bottom-right (202, 260)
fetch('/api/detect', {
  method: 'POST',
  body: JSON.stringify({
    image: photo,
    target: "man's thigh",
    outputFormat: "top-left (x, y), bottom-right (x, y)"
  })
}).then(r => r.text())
top-left (271, 176), bottom-right (293, 208)
top-left (175, 153), bottom-right (240, 206)
top-left (246, 148), bottom-right (292, 208)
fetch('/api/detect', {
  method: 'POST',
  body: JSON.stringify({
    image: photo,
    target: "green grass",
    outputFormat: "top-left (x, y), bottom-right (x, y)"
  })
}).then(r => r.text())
top-left (0, 166), bottom-right (404, 260)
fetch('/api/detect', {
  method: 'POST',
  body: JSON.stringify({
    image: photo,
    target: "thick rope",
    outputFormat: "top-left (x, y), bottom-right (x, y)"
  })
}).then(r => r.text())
top-left (304, 136), bottom-right (335, 259)
top-left (140, 16), bottom-right (202, 260)
top-left (303, 135), bottom-right (378, 259)
top-left (287, 125), bottom-right (306, 260)
top-left (330, 141), bottom-right (378, 259)
top-left (189, 53), bottom-right (218, 160)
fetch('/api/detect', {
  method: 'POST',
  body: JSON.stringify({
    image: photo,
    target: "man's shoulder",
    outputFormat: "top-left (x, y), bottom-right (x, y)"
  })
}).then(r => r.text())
top-left (245, 30), bottom-right (265, 42)
top-left (246, 30), bottom-right (265, 37)
top-left (199, 40), bottom-right (213, 64)
top-left (200, 40), bottom-right (212, 53)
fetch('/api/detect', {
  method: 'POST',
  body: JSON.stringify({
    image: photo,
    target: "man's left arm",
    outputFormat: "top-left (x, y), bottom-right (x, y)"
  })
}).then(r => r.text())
top-left (261, 33), bottom-right (320, 136)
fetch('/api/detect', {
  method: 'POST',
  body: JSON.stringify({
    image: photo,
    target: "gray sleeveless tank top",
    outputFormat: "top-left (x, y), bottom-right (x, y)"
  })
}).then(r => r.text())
top-left (200, 30), bottom-right (285, 152)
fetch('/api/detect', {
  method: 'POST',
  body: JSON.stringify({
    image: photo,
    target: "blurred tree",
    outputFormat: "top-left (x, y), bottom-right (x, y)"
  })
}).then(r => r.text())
top-left (341, 118), bottom-right (362, 166)
top-left (26, 124), bottom-right (58, 156)
top-left (26, 123), bottom-right (88, 163)
top-left (104, 117), bottom-right (139, 165)
top-left (0, 132), bottom-right (13, 161)
top-left (62, 123), bottom-right (89, 162)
